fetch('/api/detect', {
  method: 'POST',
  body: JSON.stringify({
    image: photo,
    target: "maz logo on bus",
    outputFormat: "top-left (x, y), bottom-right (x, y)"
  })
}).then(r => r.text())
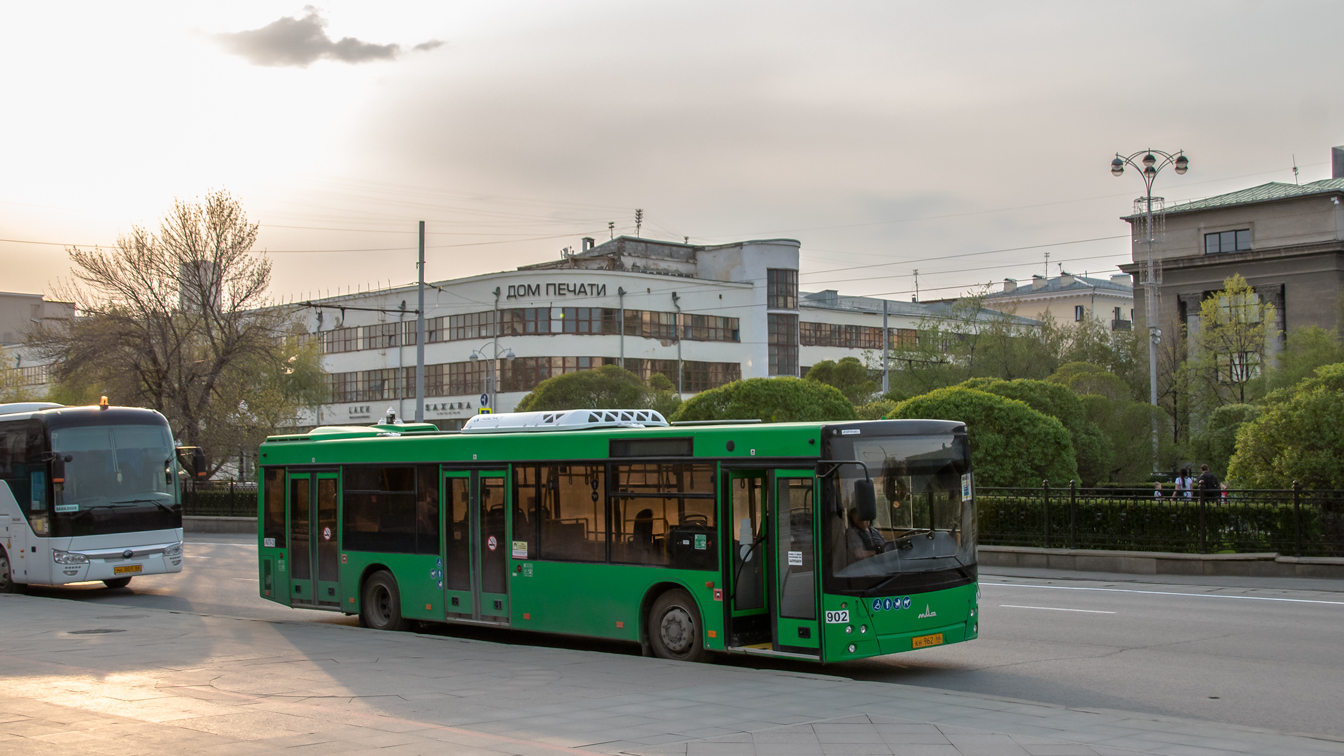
top-left (824, 610), bottom-right (849, 624)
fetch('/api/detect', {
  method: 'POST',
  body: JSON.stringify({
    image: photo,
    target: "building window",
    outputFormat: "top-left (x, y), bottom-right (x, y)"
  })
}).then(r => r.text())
top-left (1205, 229), bottom-right (1251, 254)
top-left (1074, 305), bottom-right (1085, 322)
top-left (767, 269), bottom-right (798, 310)
top-left (681, 314), bottom-right (740, 342)
top-left (768, 313), bottom-right (799, 377)
top-left (320, 327), bottom-right (359, 354)
top-left (799, 322), bottom-right (884, 349)
top-left (362, 323), bottom-right (400, 350)
top-left (448, 311), bottom-right (494, 341)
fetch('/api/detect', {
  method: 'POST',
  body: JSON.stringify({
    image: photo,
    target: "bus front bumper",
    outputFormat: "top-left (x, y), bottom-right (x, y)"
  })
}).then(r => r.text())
top-left (52, 542), bottom-right (184, 583)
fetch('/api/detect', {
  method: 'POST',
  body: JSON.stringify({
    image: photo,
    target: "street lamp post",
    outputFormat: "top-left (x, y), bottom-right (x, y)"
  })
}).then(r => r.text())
top-left (468, 340), bottom-right (515, 413)
top-left (1111, 148), bottom-right (1189, 472)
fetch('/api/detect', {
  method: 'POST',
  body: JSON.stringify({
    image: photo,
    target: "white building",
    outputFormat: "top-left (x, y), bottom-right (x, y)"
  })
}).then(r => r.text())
top-left (301, 236), bottom-right (976, 429)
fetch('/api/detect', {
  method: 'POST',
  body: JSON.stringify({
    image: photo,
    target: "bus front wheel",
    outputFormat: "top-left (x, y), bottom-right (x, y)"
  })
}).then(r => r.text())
top-left (360, 571), bottom-right (408, 632)
top-left (102, 577), bottom-right (132, 589)
top-left (0, 548), bottom-right (21, 594)
top-left (648, 589), bottom-right (709, 662)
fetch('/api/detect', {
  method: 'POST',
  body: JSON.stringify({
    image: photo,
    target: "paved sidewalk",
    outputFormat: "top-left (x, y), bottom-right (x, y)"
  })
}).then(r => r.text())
top-left (2, 594), bottom-right (1341, 756)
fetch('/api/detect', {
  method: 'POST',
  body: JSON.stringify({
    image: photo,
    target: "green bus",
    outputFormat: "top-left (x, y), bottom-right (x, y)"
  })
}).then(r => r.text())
top-left (256, 409), bottom-right (978, 662)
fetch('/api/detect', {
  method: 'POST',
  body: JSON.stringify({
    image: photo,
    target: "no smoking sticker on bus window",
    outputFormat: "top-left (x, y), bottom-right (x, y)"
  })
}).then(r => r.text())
top-left (487, 536), bottom-right (498, 551)
top-left (322, 527), bottom-right (332, 541)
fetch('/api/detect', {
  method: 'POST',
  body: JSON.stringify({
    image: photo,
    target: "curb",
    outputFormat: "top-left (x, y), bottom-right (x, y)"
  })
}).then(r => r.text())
top-left (979, 545), bottom-right (1344, 579)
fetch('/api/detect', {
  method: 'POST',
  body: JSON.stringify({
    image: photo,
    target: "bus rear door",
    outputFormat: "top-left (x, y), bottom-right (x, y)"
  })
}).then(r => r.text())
top-left (441, 469), bottom-right (510, 624)
top-left (288, 470), bottom-right (341, 608)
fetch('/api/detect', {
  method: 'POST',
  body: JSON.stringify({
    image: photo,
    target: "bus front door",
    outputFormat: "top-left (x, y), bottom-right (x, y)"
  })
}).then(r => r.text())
top-left (288, 470), bottom-right (341, 608)
top-left (441, 470), bottom-right (510, 624)
top-left (771, 471), bottom-right (820, 655)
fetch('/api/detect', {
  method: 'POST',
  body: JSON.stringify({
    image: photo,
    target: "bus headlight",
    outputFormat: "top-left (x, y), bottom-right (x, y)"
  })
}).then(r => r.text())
top-left (53, 550), bottom-right (89, 565)
top-left (164, 543), bottom-right (182, 557)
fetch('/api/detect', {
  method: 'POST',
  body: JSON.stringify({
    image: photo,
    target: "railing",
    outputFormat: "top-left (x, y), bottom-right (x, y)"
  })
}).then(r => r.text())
top-left (181, 481), bottom-right (257, 518)
top-left (979, 481), bottom-right (1344, 557)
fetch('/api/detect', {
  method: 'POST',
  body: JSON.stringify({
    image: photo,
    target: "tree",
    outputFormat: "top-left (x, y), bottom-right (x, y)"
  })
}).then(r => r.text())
top-left (647, 372), bottom-right (683, 417)
top-left (1227, 363), bottom-right (1344, 489)
top-left (513, 364), bottom-right (651, 412)
top-left (31, 190), bottom-right (308, 474)
top-left (1192, 274), bottom-right (1277, 407)
top-left (671, 377), bottom-right (856, 423)
top-left (958, 377), bottom-right (1111, 486)
top-left (1190, 404), bottom-right (1262, 479)
top-left (888, 387), bottom-right (1077, 487)
top-left (1043, 316), bottom-right (1145, 400)
top-left (804, 357), bottom-right (877, 404)
top-left (1264, 326), bottom-right (1344, 392)
top-left (882, 289), bottom-right (1052, 397)
top-left (1047, 361), bottom-right (1132, 402)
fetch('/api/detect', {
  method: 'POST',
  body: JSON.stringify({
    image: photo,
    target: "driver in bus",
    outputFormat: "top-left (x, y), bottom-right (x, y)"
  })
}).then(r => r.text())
top-left (846, 508), bottom-right (887, 560)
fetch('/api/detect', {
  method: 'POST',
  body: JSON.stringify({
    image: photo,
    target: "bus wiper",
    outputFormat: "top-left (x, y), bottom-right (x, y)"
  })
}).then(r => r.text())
top-left (112, 498), bottom-right (177, 514)
top-left (69, 504), bottom-right (121, 520)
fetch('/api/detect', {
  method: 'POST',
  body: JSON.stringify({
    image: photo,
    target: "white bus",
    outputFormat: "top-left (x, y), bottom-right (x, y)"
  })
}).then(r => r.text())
top-left (0, 401), bottom-right (194, 592)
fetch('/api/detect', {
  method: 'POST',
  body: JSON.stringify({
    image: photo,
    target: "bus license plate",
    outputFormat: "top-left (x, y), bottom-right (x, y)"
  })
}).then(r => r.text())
top-left (114, 565), bottom-right (142, 575)
top-left (912, 633), bottom-right (943, 649)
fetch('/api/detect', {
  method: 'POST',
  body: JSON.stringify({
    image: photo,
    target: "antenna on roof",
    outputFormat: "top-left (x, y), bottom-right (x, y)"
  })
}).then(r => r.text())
top-left (634, 209), bottom-right (643, 238)
top-left (608, 221), bottom-right (615, 240)
top-left (912, 269), bottom-right (920, 303)
top-left (1044, 251), bottom-right (1051, 278)
top-left (1292, 154), bottom-right (1300, 185)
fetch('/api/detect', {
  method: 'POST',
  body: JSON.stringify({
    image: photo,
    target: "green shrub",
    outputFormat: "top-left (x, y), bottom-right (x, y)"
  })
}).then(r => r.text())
top-left (671, 377), bottom-right (857, 423)
top-left (1229, 363), bottom-right (1344, 488)
top-left (889, 387), bottom-right (1077, 487)
top-left (959, 377), bottom-right (1110, 486)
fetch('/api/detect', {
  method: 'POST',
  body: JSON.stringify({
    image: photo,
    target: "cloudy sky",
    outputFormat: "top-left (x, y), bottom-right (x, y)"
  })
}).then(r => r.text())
top-left (2, 2), bottom-right (1341, 305)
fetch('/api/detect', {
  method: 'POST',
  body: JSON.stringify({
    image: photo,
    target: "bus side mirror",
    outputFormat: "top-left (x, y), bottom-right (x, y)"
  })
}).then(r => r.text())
top-left (854, 478), bottom-right (877, 522)
top-left (52, 455), bottom-right (66, 484)
top-left (177, 447), bottom-right (208, 480)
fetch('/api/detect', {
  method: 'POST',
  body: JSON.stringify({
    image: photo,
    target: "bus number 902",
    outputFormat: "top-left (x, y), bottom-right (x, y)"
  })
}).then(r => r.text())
top-left (824, 610), bottom-right (849, 624)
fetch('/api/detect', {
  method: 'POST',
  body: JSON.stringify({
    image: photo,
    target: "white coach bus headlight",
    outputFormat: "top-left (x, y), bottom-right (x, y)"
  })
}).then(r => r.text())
top-left (164, 543), bottom-right (182, 557)
top-left (53, 550), bottom-right (89, 565)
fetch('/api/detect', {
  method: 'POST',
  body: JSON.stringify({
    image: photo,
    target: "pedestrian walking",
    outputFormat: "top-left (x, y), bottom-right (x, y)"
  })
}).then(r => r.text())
top-left (1197, 464), bottom-right (1220, 504)
top-left (1173, 468), bottom-right (1194, 499)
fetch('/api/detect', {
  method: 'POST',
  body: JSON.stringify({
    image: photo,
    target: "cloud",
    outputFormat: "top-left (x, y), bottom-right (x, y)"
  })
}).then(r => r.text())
top-left (413, 40), bottom-right (444, 53)
top-left (213, 8), bottom-right (439, 67)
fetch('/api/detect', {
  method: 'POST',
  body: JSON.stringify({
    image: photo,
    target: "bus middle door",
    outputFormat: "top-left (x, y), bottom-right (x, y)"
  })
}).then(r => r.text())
top-left (441, 469), bottom-right (510, 624)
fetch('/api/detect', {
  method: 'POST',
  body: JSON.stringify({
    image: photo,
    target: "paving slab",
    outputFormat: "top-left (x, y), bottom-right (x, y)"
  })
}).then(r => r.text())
top-left (2, 594), bottom-right (1343, 756)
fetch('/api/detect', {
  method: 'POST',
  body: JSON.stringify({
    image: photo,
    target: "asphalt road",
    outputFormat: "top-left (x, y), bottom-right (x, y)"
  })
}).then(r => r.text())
top-left (27, 534), bottom-right (1344, 741)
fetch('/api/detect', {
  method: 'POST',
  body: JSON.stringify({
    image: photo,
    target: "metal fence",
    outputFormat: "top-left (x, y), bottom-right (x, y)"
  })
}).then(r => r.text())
top-left (979, 482), bottom-right (1344, 557)
top-left (181, 481), bottom-right (257, 518)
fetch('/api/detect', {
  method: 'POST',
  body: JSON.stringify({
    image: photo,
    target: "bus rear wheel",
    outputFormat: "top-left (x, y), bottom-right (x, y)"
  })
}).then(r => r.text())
top-left (648, 589), bottom-right (709, 662)
top-left (102, 577), bottom-right (132, 589)
top-left (360, 571), bottom-right (408, 632)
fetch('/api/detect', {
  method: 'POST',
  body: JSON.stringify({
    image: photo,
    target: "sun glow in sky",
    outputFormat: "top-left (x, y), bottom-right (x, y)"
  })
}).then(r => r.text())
top-left (2, 2), bottom-right (1341, 304)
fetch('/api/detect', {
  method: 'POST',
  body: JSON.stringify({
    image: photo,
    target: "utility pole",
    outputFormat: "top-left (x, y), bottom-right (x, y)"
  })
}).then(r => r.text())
top-left (882, 299), bottom-right (890, 395)
top-left (415, 221), bottom-right (426, 422)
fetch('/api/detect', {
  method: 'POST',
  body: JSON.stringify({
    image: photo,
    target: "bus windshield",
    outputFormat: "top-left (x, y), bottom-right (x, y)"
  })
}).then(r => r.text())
top-left (822, 432), bottom-right (975, 595)
top-left (50, 423), bottom-right (180, 537)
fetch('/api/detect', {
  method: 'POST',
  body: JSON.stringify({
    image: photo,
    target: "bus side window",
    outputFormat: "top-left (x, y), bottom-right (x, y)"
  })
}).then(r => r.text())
top-left (263, 468), bottom-right (286, 548)
top-left (537, 464), bottom-right (605, 563)
top-left (611, 463), bottom-right (716, 570)
top-left (512, 465), bottom-right (539, 559)
top-left (343, 465), bottom-right (416, 553)
top-left (415, 465), bottom-right (440, 555)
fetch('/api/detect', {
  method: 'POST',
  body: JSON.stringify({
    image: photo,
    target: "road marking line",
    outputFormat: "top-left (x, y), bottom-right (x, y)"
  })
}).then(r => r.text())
top-left (183, 556), bottom-right (212, 559)
top-left (987, 582), bottom-right (1344, 606)
top-left (999, 604), bottom-right (1115, 614)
